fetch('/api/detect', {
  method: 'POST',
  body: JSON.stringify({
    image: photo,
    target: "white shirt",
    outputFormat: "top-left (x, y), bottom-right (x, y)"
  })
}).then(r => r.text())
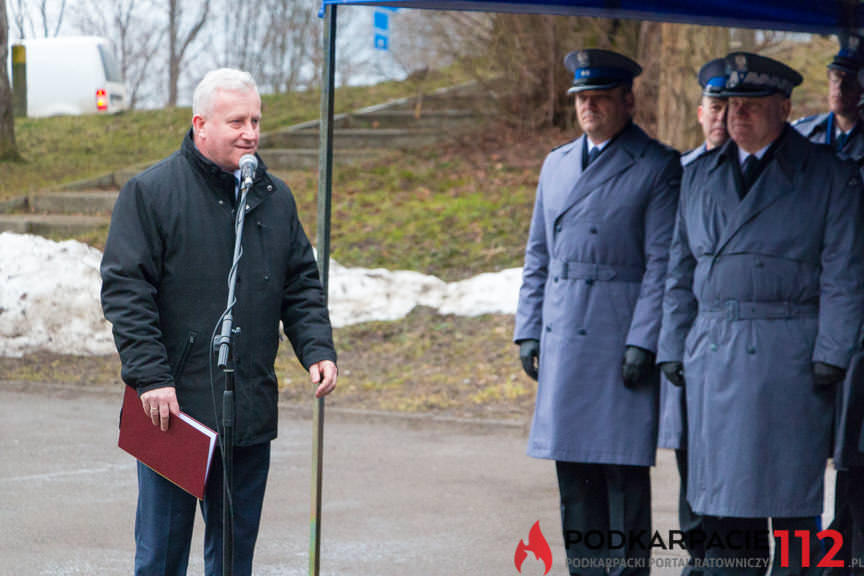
top-left (737, 143), bottom-right (771, 166)
top-left (835, 126), bottom-right (852, 141)
top-left (587, 137), bottom-right (611, 155)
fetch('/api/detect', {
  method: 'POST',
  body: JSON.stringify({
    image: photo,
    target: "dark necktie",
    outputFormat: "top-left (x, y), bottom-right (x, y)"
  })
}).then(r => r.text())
top-left (740, 155), bottom-right (759, 197)
top-left (585, 146), bottom-right (601, 169)
top-left (836, 131), bottom-right (849, 152)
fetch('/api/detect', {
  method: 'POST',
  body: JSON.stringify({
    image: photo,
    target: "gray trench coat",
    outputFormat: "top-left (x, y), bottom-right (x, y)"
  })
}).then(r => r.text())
top-left (659, 141), bottom-right (711, 451)
top-left (515, 122), bottom-right (681, 466)
top-left (657, 126), bottom-right (864, 517)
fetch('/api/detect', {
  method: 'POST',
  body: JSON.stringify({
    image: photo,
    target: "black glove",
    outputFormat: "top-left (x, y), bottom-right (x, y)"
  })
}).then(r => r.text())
top-left (519, 339), bottom-right (540, 381)
top-left (660, 361), bottom-right (686, 388)
top-left (622, 346), bottom-right (655, 388)
top-left (813, 362), bottom-right (845, 390)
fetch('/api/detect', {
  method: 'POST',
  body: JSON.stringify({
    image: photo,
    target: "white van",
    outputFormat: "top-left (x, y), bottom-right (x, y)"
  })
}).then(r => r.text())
top-left (12, 36), bottom-right (127, 118)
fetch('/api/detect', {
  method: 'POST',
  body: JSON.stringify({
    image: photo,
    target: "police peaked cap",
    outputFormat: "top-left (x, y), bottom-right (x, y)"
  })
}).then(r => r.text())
top-left (564, 49), bottom-right (642, 94)
top-left (829, 48), bottom-right (864, 74)
top-left (722, 52), bottom-right (802, 98)
top-left (698, 58), bottom-right (728, 98)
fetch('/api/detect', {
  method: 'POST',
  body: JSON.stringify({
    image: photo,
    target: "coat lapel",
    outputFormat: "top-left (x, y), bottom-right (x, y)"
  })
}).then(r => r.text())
top-left (714, 127), bottom-right (801, 256)
top-left (553, 123), bottom-right (642, 223)
top-left (842, 121), bottom-right (864, 165)
top-left (243, 155), bottom-right (275, 213)
top-left (704, 143), bottom-right (741, 221)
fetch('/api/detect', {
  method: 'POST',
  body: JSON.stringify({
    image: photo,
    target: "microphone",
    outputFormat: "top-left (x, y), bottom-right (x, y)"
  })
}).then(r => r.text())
top-left (239, 154), bottom-right (258, 190)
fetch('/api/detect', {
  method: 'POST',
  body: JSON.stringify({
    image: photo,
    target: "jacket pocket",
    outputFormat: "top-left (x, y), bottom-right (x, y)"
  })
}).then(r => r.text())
top-left (172, 330), bottom-right (198, 381)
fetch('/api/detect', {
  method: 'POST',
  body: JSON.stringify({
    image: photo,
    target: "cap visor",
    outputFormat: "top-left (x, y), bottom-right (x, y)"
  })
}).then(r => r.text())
top-left (721, 88), bottom-right (779, 98)
top-left (702, 88), bottom-right (728, 98)
top-left (568, 80), bottom-right (623, 94)
top-left (828, 62), bottom-right (859, 74)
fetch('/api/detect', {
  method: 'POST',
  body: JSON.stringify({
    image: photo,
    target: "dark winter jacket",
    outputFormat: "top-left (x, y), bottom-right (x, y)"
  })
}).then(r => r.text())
top-left (101, 129), bottom-right (336, 445)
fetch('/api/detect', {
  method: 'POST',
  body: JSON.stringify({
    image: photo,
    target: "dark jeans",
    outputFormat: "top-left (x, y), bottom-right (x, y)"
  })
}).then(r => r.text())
top-left (556, 461), bottom-right (651, 576)
top-left (134, 442), bottom-right (271, 576)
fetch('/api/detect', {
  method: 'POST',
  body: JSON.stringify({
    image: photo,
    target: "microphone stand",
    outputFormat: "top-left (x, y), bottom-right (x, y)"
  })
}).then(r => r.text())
top-left (213, 177), bottom-right (251, 576)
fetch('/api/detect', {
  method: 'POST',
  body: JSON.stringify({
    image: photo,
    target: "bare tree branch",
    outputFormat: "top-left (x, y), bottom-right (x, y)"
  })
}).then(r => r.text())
top-left (73, 0), bottom-right (164, 110)
top-left (168, 0), bottom-right (211, 106)
top-left (52, 0), bottom-right (65, 36)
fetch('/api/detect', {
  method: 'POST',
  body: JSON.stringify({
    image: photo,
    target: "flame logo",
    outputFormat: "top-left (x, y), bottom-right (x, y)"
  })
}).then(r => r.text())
top-left (514, 521), bottom-right (553, 575)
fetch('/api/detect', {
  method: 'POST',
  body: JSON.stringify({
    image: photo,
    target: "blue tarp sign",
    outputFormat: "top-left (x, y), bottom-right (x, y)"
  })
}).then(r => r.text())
top-left (374, 8), bottom-right (392, 50)
top-left (374, 33), bottom-right (390, 49)
top-left (374, 10), bottom-right (390, 30)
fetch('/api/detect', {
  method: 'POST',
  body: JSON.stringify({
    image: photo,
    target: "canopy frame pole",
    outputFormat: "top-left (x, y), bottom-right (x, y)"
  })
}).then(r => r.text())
top-left (309, 4), bottom-right (337, 576)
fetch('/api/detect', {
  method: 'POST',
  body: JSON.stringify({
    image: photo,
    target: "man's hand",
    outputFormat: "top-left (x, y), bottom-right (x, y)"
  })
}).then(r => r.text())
top-left (660, 361), bottom-right (686, 388)
top-left (519, 339), bottom-right (540, 381)
top-left (813, 362), bottom-right (845, 390)
top-left (310, 360), bottom-right (338, 398)
top-left (622, 346), bottom-right (655, 388)
top-left (140, 387), bottom-right (180, 432)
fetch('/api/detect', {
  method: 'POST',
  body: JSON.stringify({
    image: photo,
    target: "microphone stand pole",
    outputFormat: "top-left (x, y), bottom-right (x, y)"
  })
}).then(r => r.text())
top-left (214, 180), bottom-right (251, 576)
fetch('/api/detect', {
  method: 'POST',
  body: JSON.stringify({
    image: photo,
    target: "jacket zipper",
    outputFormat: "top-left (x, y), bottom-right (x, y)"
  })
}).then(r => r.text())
top-left (172, 331), bottom-right (198, 380)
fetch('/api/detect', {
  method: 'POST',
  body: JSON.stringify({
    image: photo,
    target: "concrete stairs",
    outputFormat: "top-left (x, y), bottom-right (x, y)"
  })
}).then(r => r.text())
top-left (0, 82), bottom-right (488, 239)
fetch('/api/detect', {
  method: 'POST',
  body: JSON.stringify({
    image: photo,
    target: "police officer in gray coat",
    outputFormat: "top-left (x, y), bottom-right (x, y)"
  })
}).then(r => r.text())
top-left (658, 57), bottom-right (729, 575)
top-left (794, 44), bottom-right (864, 167)
top-left (515, 49), bottom-right (681, 575)
top-left (794, 41), bottom-right (864, 573)
top-left (678, 59), bottom-right (730, 168)
top-left (658, 52), bottom-right (864, 575)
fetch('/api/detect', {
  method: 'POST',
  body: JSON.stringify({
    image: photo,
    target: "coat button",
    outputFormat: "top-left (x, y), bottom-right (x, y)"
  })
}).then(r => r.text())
top-left (577, 328), bottom-right (587, 335)
top-left (590, 226), bottom-right (598, 234)
top-left (553, 276), bottom-right (559, 283)
top-left (267, 185), bottom-right (273, 191)
top-left (755, 260), bottom-right (764, 268)
top-left (545, 326), bottom-right (552, 333)
top-left (218, 200), bottom-right (224, 205)
top-left (585, 279), bottom-right (594, 286)
top-left (264, 273), bottom-right (271, 281)
top-left (710, 343), bottom-right (718, 351)
top-left (747, 346), bottom-right (756, 354)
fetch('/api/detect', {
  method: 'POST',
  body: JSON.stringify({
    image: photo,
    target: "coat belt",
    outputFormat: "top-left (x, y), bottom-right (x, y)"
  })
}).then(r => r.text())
top-left (699, 300), bottom-right (818, 321)
top-left (549, 260), bottom-right (645, 282)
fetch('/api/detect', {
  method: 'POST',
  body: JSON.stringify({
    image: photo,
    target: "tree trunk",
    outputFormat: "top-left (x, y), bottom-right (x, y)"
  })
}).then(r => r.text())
top-left (167, 0), bottom-right (210, 107)
top-left (0, 0), bottom-right (20, 160)
top-left (657, 24), bottom-right (729, 152)
top-left (633, 21), bottom-right (661, 138)
top-left (168, 0), bottom-right (179, 107)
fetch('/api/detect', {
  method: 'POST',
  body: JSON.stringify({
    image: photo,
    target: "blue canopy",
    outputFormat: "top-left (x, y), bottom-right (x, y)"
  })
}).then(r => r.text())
top-left (320, 0), bottom-right (864, 34)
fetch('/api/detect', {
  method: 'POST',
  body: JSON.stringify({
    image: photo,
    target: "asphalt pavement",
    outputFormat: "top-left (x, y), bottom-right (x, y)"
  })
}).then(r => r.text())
top-left (0, 383), bottom-right (835, 576)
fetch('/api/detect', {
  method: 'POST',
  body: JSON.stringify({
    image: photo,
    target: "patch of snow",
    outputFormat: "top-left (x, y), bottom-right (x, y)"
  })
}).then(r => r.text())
top-left (439, 268), bottom-right (523, 317)
top-left (0, 233), bottom-right (522, 357)
top-left (0, 232), bottom-right (115, 357)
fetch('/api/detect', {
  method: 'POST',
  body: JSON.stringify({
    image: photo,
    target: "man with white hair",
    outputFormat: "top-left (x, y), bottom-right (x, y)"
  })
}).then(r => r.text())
top-left (101, 68), bottom-right (338, 575)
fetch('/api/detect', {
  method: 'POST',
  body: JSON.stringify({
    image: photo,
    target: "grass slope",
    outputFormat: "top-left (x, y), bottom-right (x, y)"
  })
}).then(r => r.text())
top-left (0, 70), bottom-right (465, 202)
top-left (278, 122), bottom-right (568, 281)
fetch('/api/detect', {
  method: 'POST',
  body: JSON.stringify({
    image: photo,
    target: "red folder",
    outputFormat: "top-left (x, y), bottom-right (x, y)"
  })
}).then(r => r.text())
top-left (118, 385), bottom-right (217, 500)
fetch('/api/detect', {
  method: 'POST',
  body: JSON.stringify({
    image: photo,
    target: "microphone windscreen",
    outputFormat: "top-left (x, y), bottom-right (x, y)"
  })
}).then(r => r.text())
top-left (239, 154), bottom-right (258, 172)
